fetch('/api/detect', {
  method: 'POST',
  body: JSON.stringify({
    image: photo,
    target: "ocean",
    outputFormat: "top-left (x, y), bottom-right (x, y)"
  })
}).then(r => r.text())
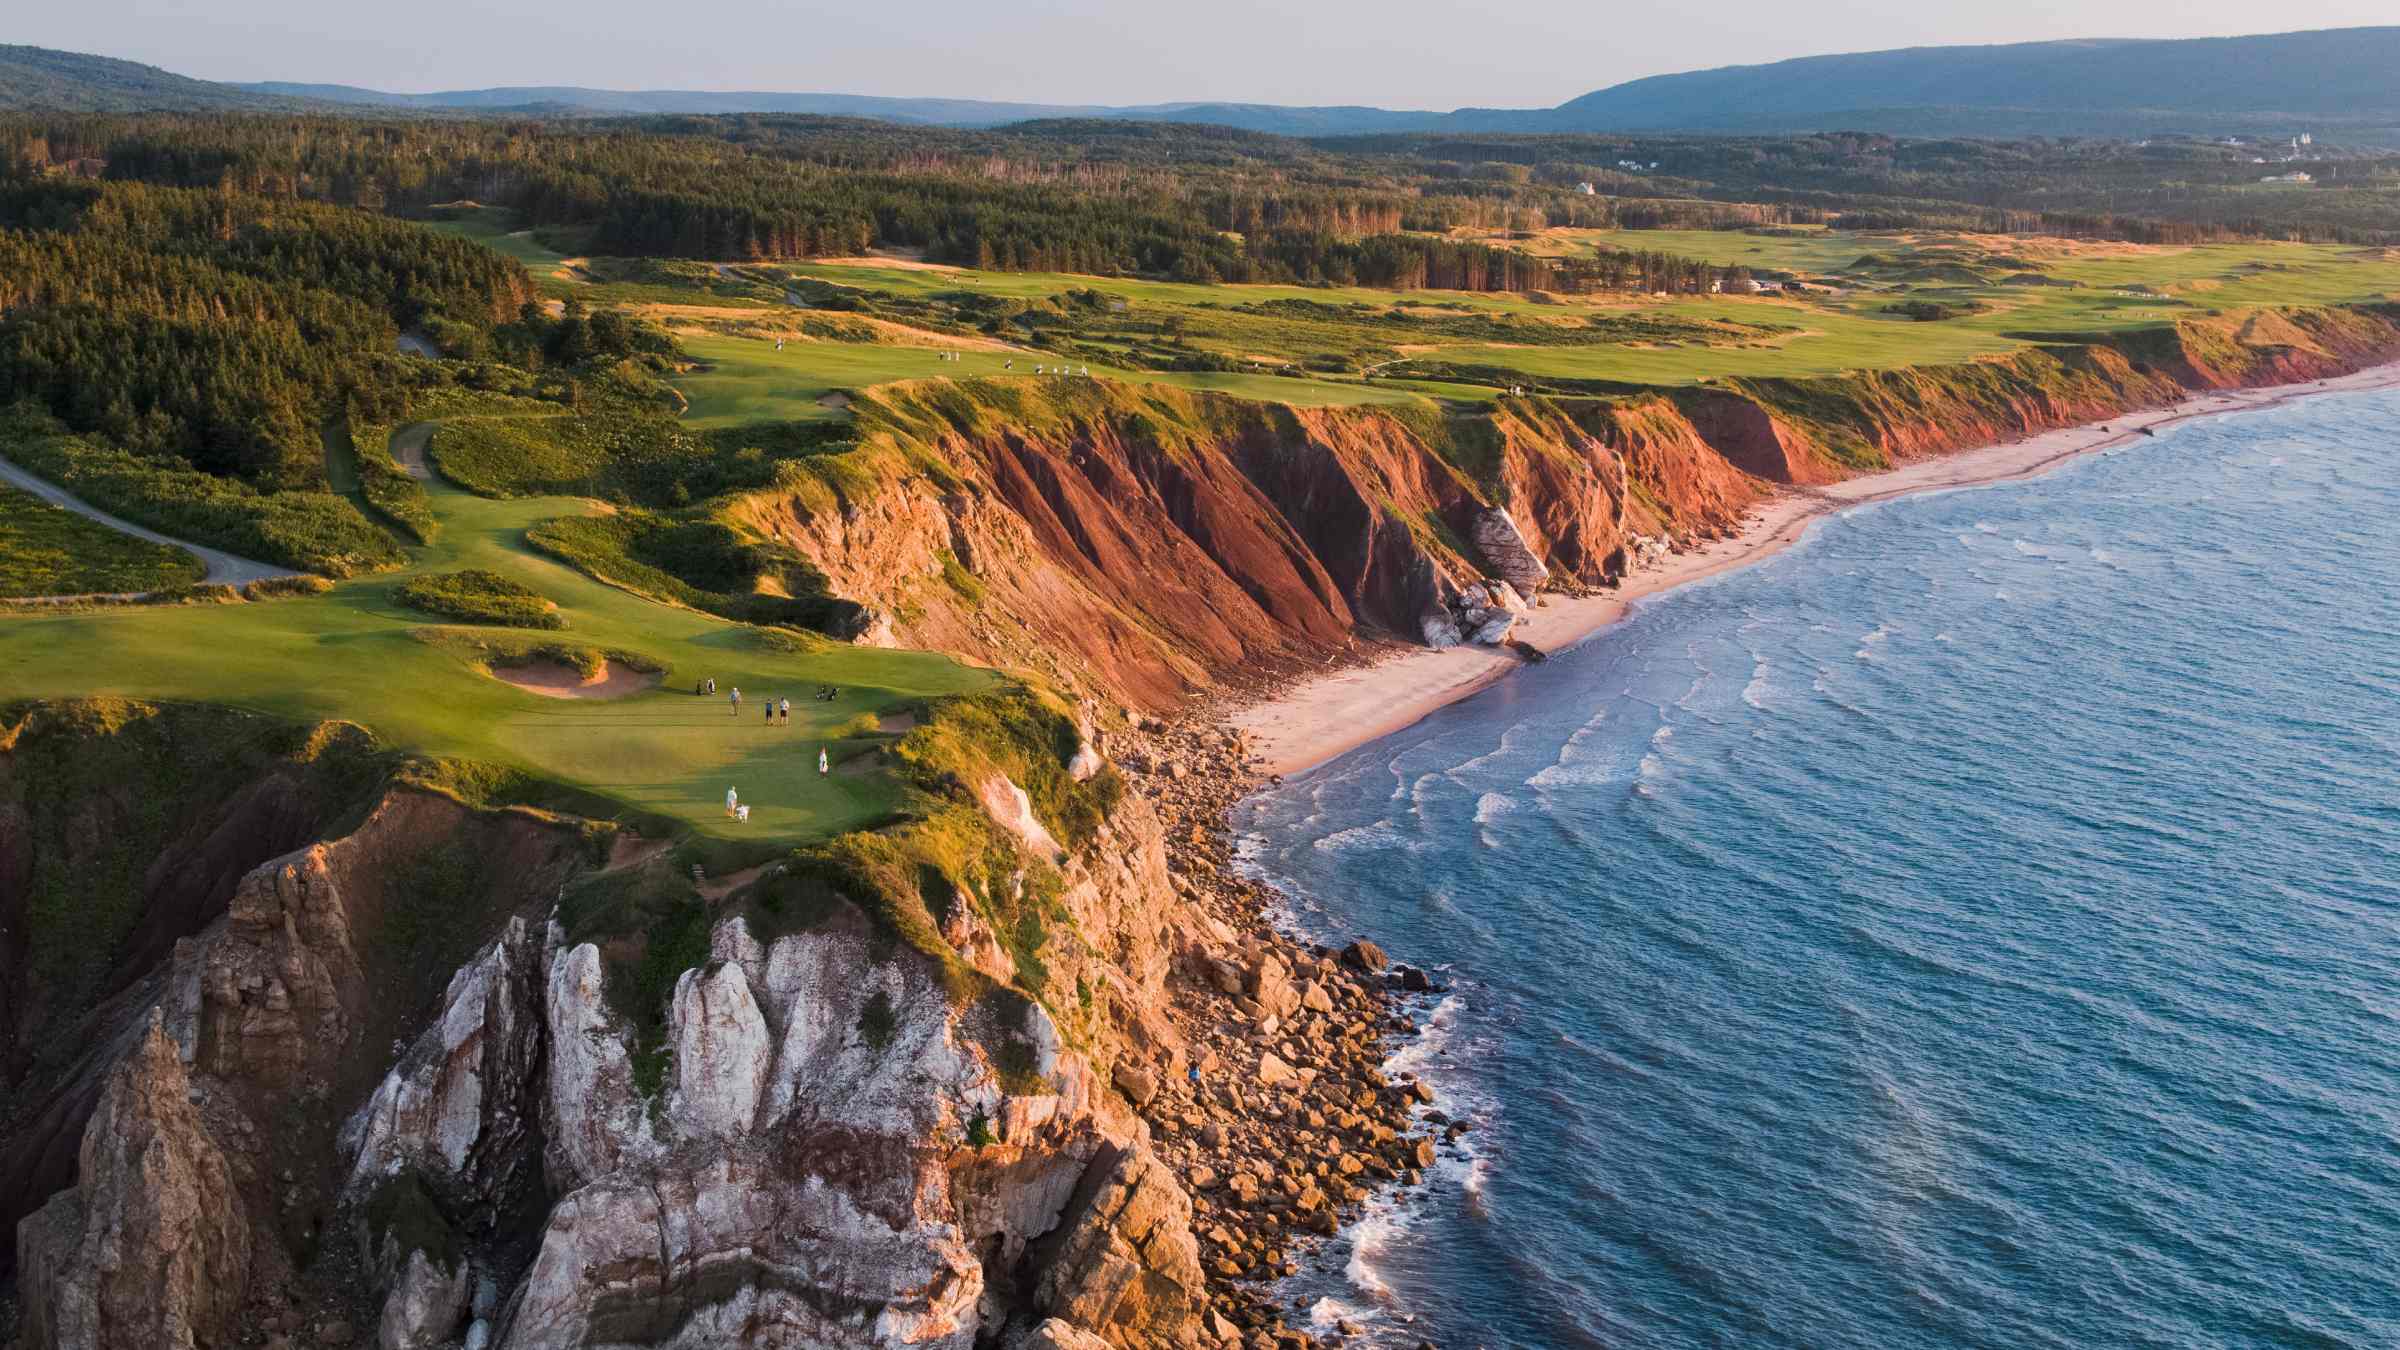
top-left (1233, 387), bottom-right (2400, 1349)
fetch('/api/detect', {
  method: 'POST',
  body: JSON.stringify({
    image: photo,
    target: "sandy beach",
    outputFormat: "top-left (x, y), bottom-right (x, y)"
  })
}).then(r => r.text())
top-left (1233, 359), bottom-right (2400, 777)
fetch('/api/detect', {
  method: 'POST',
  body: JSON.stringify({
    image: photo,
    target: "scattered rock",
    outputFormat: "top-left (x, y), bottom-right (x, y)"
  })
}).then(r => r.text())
top-left (1114, 1061), bottom-right (1160, 1107)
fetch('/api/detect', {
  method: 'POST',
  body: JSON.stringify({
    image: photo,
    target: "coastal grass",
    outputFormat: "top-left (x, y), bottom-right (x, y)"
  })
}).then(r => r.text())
top-left (0, 485), bottom-right (206, 596)
top-left (433, 201), bottom-right (2400, 401)
top-left (394, 569), bottom-right (563, 629)
top-left (673, 333), bottom-right (1431, 427)
top-left (767, 237), bottom-right (2400, 393)
top-left (0, 463), bottom-right (994, 844)
top-left (3, 410), bottom-right (405, 578)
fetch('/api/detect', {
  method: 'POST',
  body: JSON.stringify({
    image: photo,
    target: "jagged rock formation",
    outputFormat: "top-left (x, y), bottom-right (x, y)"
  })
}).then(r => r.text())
top-left (8, 768), bottom-right (591, 1349)
top-left (15, 1012), bottom-right (249, 1350)
top-left (0, 702), bottom-right (399, 1262)
top-left (1469, 508), bottom-right (1549, 594)
top-left (332, 850), bottom-right (1200, 1348)
top-left (7, 700), bottom-right (1208, 1350)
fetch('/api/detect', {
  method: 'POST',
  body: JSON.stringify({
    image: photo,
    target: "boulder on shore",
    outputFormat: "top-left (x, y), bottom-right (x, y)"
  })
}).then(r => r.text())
top-left (1340, 939), bottom-right (1388, 973)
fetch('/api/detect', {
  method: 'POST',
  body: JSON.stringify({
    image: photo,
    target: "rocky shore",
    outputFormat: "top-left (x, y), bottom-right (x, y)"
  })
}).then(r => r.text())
top-left (1110, 716), bottom-right (1460, 1349)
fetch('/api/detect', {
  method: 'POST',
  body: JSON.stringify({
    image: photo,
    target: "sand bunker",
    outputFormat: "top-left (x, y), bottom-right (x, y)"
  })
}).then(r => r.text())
top-left (493, 657), bottom-right (660, 700)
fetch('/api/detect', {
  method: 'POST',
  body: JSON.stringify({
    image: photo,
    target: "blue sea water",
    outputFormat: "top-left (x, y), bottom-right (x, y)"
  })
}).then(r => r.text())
top-left (1234, 387), bottom-right (2400, 1349)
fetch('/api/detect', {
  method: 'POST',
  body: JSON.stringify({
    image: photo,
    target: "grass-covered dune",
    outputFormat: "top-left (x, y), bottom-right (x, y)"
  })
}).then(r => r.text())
top-left (0, 485), bottom-right (205, 597)
top-left (395, 569), bottom-right (563, 628)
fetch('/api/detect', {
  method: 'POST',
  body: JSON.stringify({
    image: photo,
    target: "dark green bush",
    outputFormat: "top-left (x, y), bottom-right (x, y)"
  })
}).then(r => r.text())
top-left (395, 569), bottom-right (562, 628)
top-left (2, 406), bottom-right (403, 577)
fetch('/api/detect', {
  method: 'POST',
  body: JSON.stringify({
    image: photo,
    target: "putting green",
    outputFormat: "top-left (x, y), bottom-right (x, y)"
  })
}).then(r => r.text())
top-left (0, 467), bottom-right (994, 845)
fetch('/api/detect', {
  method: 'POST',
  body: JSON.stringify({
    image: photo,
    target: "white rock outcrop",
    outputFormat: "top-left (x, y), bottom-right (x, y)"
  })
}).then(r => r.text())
top-left (323, 895), bottom-right (1178, 1350)
top-left (668, 959), bottom-right (771, 1140)
top-left (1472, 506), bottom-right (1551, 593)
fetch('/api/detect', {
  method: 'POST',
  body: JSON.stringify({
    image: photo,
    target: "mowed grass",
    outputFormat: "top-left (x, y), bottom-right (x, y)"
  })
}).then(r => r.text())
top-left (421, 215), bottom-right (2400, 401)
top-left (421, 205), bottom-right (575, 272)
top-left (784, 259), bottom-right (1570, 317)
top-left (0, 485), bottom-right (206, 596)
top-left (674, 333), bottom-right (1432, 427)
top-left (0, 467), bottom-right (993, 844)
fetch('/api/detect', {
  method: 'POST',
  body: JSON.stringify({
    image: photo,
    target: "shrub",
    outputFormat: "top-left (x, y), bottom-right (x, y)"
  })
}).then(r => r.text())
top-left (395, 569), bottom-right (563, 629)
top-left (1, 406), bottom-right (403, 577)
top-left (429, 417), bottom-right (605, 497)
top-left (525, 512), bottom-right (868, 635)
top-left (0, 483), bottom-right (206, 596)
top-left (244, 574), bottom-right (336, 600)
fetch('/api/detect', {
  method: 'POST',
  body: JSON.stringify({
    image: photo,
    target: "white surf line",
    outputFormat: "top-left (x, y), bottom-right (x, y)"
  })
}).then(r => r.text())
top-left (0, 454), bottom-right (301, 591)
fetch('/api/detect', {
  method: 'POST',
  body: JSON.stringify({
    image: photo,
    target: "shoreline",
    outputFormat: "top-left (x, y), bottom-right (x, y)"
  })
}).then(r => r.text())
top-left (1231, 358), bottom-right (2400, 779)
top-left (1193, 353), bottom-right (2400, 1344)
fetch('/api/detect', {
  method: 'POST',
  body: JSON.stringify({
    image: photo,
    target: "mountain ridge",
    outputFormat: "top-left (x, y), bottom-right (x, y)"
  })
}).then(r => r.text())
top-left (8, 26), bottom-right (2400, 140)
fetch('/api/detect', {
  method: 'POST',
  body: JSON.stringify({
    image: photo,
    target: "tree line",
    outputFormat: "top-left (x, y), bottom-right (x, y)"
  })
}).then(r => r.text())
top-left (0, 178), bottom-right (530, 485)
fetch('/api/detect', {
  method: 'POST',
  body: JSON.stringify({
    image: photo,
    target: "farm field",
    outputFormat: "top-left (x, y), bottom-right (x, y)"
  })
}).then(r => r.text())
top-left (0, 461), bottom-right (993, 848)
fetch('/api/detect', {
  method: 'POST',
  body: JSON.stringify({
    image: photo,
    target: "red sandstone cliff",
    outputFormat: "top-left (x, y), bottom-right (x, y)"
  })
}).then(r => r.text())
top-left (731, 306), bottom-right (2400, 712)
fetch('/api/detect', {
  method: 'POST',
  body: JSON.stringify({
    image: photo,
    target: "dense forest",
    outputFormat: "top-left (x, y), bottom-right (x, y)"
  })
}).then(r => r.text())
top-left (0, 108), bottom-right (2390, 579)
top-left (5, 114), bottom-right (2397, 292)
top-left (0, 179), bottom-right (530, 484)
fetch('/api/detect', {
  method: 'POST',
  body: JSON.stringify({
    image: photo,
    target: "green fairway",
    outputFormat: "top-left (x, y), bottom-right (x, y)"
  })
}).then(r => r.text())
top-left (420, 214), bottom-right (2400, 403)
top-left (0, 465), bottom-right (993, 845)
top-left (421, 206), bottom-right (576, 272)
top-left (782, 259), bottom-right (1570, 316)
top-left (673, 333), bottom-right (1433, 426)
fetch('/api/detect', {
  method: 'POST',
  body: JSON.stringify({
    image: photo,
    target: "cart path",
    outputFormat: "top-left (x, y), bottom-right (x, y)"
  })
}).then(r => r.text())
top-left (0, 454), bottom-right (300, 588)
top-left (389, 422), bottom-right (435, 479)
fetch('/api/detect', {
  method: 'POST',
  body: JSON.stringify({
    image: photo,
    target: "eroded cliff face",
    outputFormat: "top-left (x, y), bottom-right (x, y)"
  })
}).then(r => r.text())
top-left (7, 701), bottom-right (1209, 1350)
top-left (723, 304), bottom-right (2400, 711)
top-left (0, 701), bottom-right (400, 1284)
top-left (336, 902), bottom-right (1196, 1350)
top-left (9, 775), bottom-right (592, 1347)
top-left (726, 383), bottom-right (1768, 710)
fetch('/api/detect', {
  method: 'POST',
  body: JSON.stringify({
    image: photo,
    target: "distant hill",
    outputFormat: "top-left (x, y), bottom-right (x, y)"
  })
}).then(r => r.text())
top-left (1536, 27), bottom-right (2400, 137)
top-left (0, 45), bottom-right (314, 113)
top-left (6, 26), bottom-right (2400, 141)
top-left (236, 82), bottom-right (1451, 133)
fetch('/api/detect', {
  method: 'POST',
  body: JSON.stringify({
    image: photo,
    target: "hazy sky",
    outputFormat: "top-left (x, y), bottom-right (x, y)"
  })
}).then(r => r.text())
top-left (23, 0), bottom-right (2400, 107)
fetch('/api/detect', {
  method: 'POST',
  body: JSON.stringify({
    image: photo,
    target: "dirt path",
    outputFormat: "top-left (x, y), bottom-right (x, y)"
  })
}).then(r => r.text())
top-left (388, 423), bottom-right (436, 481)
top-left (0, 454), bottom-right (300, 589)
